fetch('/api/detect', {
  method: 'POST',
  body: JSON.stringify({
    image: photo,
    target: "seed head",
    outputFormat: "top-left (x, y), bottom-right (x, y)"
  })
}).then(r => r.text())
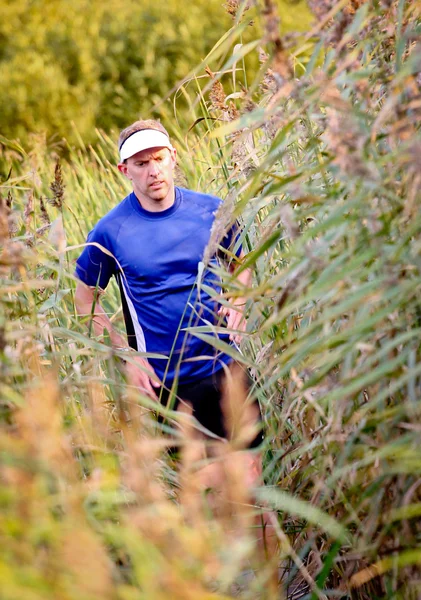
top-left (262, 0), bottom-right (293, 82)
top-left (49, 160), bottom-right (65, 210)
top-left (39, 196), bottom-right (50, 226)
top-left (223, 0), bottom-right (252, 20)
top-left (210, 80), bottom-right (227, 112)
top-left (24, 191), bottom-right (34, 237)
top-left (324, 108), bottom-right (370, 178)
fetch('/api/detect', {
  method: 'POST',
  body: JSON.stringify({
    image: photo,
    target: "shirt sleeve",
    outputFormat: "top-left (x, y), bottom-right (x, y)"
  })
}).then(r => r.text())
top-left (75, 226), bottom-right (117, 289)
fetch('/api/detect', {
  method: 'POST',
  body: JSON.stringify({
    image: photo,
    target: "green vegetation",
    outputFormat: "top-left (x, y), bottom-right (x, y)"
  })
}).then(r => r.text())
top-left (0, 0), bottom-right (312, 147)
top-left (1, 1), bottom-right (421, 599)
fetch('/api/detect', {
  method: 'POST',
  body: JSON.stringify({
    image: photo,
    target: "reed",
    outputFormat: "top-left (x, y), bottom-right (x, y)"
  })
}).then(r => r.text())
top-left (1, 1), bottom-right (420, 598)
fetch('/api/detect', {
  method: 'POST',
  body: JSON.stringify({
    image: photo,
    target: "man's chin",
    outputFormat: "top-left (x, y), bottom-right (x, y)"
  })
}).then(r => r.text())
top-left (149, 188), bottom-right (169, 201)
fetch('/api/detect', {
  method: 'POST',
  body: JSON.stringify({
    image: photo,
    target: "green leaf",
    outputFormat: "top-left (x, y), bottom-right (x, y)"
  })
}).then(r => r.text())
top-left (388, 503), bottom-right (421, 523)
top-left (257, 488), bottom-right (349, 542)
top-left (38, 289), bottom-right (70, 313)
top-left (185, 331), bottom-right (254, 366)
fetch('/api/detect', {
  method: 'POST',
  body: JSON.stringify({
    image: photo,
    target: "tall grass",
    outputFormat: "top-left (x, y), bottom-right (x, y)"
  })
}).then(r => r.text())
top-left (1, 1), bottom-right (421, 598)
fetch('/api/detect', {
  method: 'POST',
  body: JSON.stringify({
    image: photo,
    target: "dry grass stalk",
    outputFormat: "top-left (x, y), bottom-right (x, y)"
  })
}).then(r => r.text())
top-left (178, 402), bottom-right (211, 525)
top-left (6, 190), bottom-right (13, 210)
top-left (39, 195), bottom-right (50, 225)
top-left (69, 375), bottom-right (114, 461)
top-left (116, 396), bottom-right (255, 597)
top-left (59, 523), bottom-right (114, 599)
top-left (23, 190), bottom-right (34, 239)
top-left (231, 129), bottom-right (259, 177)
top-left (0, 191), bottom-right (11, 240)
top-left (219, 366), bottom-right (259, 530)
top-left (221, 364), bottom-right (259, 451)
top-left (308, 0), bottom-right (369, 45)
top-left (323, 106), bottom-right (370, 178)
top-left (0, 242), bottom-right (26, 276)
top-left (308, 0), bottom-right (367, 21)
top-left (219, 365), bottom-right (281, 597)
top-left (49, 160), bottom-right (65, 210)
top-left (258, 47), bottom-right (278, 96)
top-left (118, 387), bottom-right (167, 505)
top-left (48, 215), bottom-right (67, 253)
top-left (203, 188), bottom-right (237, 266)
top-left (15, 355), bottom-right (76, 480)
top-left (87, 377), bottom-right (114, 440)
top-left (206, 66), bottom-right (240, 122)
top-left (262, 0), bottom-right (293, 84)
top-left (1, 354), bottom-right (114, 599)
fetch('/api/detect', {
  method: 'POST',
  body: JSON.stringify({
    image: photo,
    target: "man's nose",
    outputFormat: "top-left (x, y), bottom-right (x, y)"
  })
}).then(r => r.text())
top-left (148, 160), bottom-right (160, 176)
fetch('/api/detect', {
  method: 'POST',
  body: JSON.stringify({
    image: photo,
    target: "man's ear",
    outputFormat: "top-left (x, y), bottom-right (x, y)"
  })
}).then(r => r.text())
top-left (118, 162), bottom-right (128, 177)
top-left (170, 148), bottom-right (177, 169)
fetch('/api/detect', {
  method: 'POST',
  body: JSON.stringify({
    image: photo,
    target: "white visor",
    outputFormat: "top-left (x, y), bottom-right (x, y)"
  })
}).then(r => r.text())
top-left (119, 129), bottom-right (173, 162)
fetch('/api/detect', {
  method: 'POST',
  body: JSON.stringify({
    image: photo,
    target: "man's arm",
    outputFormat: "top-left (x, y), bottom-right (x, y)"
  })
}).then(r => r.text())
top-left (218, 251), bottom-right (252, 344)
top-left (75, 282), bottom-right (160, 399)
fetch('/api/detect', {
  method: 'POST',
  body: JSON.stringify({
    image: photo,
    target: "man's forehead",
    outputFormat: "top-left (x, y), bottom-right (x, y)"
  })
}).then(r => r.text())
top-left (131, 146), bottom-right (170, 160)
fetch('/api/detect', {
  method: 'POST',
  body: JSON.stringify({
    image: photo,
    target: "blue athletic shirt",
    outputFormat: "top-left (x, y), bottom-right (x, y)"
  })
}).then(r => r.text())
top-left (75, 187), bottom-right (241, 386)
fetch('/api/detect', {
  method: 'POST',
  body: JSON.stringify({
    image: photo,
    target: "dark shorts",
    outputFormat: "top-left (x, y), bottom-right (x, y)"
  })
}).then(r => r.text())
top-left (158, 366), bottom-right (264, 449)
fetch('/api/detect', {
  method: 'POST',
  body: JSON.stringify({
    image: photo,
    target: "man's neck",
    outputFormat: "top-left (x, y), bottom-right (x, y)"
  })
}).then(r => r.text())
top-left (133, 186), bottom-right (175, 213)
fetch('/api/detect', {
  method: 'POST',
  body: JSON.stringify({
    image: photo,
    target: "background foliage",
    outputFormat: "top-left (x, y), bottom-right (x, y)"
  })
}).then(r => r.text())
top-left (0, 0), bottom-right (312, 147)
top-left (1, 0), bottom-right (421, 599)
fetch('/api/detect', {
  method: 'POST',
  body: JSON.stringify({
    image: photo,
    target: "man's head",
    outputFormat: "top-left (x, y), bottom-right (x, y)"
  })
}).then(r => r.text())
top-left (118, 119), bottom-right (172, 162)
top-left (117, 119), bottom-right (177, 211)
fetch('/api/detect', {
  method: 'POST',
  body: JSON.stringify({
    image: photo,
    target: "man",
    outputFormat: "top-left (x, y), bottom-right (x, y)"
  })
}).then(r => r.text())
top-left (74, 119), bottom-right (263, 467)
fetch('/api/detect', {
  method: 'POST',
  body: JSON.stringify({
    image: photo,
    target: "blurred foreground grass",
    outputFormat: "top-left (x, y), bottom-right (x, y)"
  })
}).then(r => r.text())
top-left (1, 1), bottom-right (421, 599)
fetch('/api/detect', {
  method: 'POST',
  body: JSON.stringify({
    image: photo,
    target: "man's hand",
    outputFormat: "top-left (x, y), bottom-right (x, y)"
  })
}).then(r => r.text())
top-left (124, 354), bottom-right (161, 401)
top-left (218, 298), bottom-right (247, 344)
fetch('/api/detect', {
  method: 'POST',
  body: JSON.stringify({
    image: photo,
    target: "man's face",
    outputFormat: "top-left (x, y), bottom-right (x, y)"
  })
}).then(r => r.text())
top-left (118, 146), bottom-right (176, 208)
